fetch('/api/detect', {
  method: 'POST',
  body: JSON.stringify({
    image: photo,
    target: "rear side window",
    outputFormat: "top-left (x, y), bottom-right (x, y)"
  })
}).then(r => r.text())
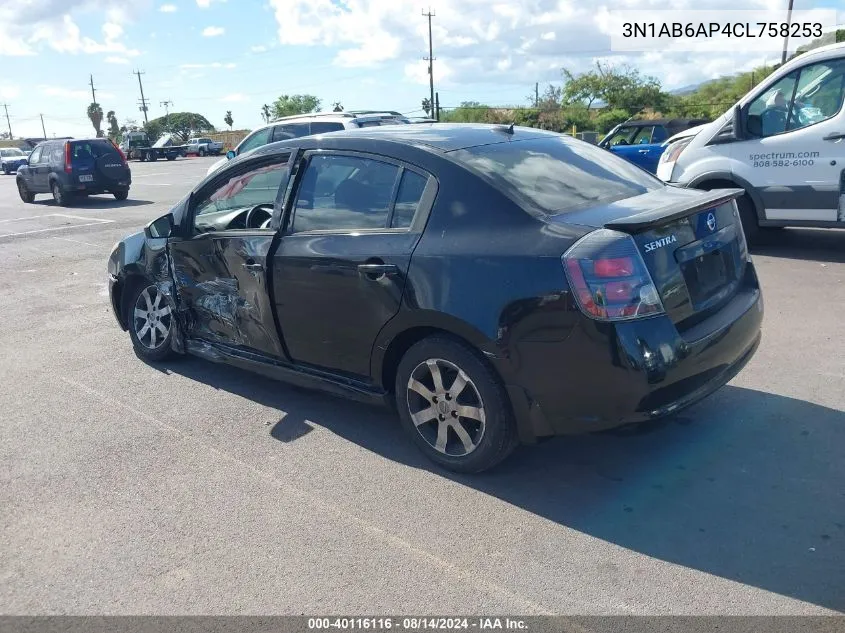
top-left (291, 154), bottom-right (400, 232)
top-left (272, 123), bottom-right (310, 142)
top-left (29, 147), bottom-right (43, 164)
top-left (453, 136), bottom-right (662, 216)
top-left (391, 170), bottom-right (427, 228)
top-left (51, 146), bottom-right (64, 163)
top-left (651, 126), bottom-right (668, 143)
top-left (309, 121), bottom-right (345, 134)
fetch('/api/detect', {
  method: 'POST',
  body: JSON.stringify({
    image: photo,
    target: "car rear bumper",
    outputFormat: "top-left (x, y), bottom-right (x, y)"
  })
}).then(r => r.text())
top-left (512, 269), bottom-right (763, 436)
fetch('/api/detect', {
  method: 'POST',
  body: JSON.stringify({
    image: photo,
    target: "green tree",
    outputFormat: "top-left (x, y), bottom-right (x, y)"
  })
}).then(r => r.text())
top-left (87, 102), bottom-right (104, 138)
top-left (224, 110), bottom-right (233, 129)
top-left (261, 104), bottom-right (272, 123)
top-left (106, 110), bottom-right (120, 141)
top-left (562, 62), bottom-right (668, 117)
top-left (144, 112), bottom-right (215, 143)
top-left (440, 101), bottom-right (500, 123)
top-left (271, 94), bottom-right (320, 119)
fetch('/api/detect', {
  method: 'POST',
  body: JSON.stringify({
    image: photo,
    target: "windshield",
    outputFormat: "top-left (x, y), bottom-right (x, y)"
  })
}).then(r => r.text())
top-left (452, 136), bottom-right (662, 216)
top-left (0, 148), bottom-right (24, 157)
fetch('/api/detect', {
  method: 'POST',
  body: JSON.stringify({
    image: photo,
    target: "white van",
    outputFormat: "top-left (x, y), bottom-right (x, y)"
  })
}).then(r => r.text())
top-left (657, 41), bottom-right (845, 240)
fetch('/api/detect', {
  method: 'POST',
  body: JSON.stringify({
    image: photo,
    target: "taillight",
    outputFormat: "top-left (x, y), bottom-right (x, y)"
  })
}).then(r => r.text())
top-left (563, 229), bottom-right (664, 322)
top-left (64, 142), bottom-right (72, 173)
top-left (110, 139), bottom-right (127, 163)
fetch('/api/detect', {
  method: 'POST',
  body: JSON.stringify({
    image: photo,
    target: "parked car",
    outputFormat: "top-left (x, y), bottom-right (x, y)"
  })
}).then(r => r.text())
top-left (206, 111), bottom-right (410, 175)
top-left (0, 147), bottom-right (28, 174)
top-left (17, 138), bottom-right (131, 205)
top-left (599, 119), bottom-right (709, 173)
top-left (186, 137), bottom-right (224, 156)
top-left (658, 41), bottom-right (845, 240)
top-left (108, 124), bottom-right (762, 472)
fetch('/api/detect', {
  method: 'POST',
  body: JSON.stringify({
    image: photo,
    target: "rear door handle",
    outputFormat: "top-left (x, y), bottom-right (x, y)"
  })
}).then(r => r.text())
top-left (358, 263), bottom-right (399, 277)
top-left (823, 132), bottom-right (845, 141)
top-left (243, 260), bottom-right (264, 271)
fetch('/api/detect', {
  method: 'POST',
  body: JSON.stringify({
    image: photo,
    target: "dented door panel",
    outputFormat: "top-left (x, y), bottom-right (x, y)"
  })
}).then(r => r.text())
top-left (169, 232), bottom-right (285, 358)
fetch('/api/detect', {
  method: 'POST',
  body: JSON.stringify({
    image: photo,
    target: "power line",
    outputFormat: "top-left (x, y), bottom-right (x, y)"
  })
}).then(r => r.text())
top-left (422, 8), bottom-right (436, 121)
top-left (133, 70), bottom-right (149, 125)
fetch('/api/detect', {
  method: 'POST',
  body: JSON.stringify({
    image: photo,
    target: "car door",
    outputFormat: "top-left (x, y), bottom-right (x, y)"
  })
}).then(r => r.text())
top-left (611, 125), bottom-right (660, 172)
top-left (271, 150), bottom-right (436, 377)
top-left (168, 151), bottom-right (295, 358)
top-left (734, 56), bottom-right (845, 223)
top-left (29, 145), bottom-right (50, 192)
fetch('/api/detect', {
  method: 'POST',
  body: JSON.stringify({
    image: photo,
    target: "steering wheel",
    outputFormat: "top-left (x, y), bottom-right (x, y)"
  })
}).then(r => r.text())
top-left (244, 203), bottom-right (274, 229)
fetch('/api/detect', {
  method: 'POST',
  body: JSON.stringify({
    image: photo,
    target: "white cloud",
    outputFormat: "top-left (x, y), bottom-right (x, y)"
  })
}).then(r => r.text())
top-left (0, 85), bottom-right (21, 99)
top-left (197, 0), bottom-right (226, 7)
top-left (267, 0), bottom-right (795, 90)
top-left (180, 62), bottom-right (236, 69)
top-left (39, 85), bottom-right (115, 100)
top-left (202, 26), bottom-right (225, 37)
top-left (159, 4), bottom-right (177, 12)
top-left (250, 45), bottom-right (267, 53)
top-left (105, 55), bottom-right (129, 64)
top-left (221, 93), bottom-right (248, 102)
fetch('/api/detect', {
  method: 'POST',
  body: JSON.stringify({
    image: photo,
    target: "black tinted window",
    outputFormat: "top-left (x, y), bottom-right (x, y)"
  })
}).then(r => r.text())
top-left (292, 154), bottom-right (399, 232)
top-left (272, 123), bottom-right (310, 141)
top-left (70, 140), bottom-right (114, 160)
top-left (309, 122), bottom-right (345, 134)
top-left (391, 170), bottom-right (427, 228)
top-left (454, 136), bottom-right (662, 215)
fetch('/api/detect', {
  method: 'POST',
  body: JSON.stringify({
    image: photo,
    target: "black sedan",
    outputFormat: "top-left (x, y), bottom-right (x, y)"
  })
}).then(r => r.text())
top-left (107, 124), bottom-right (763, 472)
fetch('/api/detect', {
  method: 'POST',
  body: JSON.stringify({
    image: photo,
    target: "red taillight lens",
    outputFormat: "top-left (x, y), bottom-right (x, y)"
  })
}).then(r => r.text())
top-left (563, 229), bottom-right (665, 322)
top-left (110, 139), bottom-right (126, 163)
top-left (64, 142), bottom-right (72, 173)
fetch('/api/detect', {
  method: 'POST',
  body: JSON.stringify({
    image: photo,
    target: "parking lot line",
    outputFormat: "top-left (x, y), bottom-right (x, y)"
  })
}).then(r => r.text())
top-left (52, 236), bottom-right (109, 248)
top-left (0, 214), bottom-right (114, 238)
top-left (50, 213), bottom-right (115, 223)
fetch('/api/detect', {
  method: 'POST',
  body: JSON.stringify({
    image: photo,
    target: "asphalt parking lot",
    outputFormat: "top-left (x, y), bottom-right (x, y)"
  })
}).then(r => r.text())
top-left (0, 156), bottom-right (843, 615)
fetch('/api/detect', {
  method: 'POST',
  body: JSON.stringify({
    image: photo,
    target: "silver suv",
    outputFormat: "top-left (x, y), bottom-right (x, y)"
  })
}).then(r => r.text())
top-left (206, 111), bottom-right (409, 175)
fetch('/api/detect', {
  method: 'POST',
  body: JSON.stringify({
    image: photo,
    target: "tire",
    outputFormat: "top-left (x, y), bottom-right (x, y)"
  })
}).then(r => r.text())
top-left (166, 155), bottom-right (176, 161)
top-left (113, 190), bottom-right (129, 201)
top-left (199, 148), bottom-right (206, 157)
top-left (3, 166), bottom-right (9, 175)
top-left (52, 181), bottom-right (71, 207)
top-left (139, 152), bottom-right (146, 162)
top-left (126, 281), bottom-right (176, 362)
top-left (17, 179), bottom-right (34, 203)
top-left (394, 335), bottom-right (518, 473)
top-left (149, 153), bottom-right (158, 162)
top-left (736, 194), bottom-right (759, 244)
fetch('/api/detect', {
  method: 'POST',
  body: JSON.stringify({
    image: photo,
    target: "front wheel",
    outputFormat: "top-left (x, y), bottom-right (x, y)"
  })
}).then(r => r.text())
top-left (166, 155), bottom-right (176, 161)
top-left (395, 335), bottom-right (518, 473)
top-left (17, 179), bottom-right (34, 203)
top-left (113, 190), bottom-right (129, 201)
top-left (199, 148), bottom-right (206, 157)
top-left (127, 282), bottom-right (176, 362)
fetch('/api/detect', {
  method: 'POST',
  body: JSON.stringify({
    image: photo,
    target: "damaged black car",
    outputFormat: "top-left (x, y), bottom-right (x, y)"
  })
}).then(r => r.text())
top-left (108, 124), bottom-right (763, 472)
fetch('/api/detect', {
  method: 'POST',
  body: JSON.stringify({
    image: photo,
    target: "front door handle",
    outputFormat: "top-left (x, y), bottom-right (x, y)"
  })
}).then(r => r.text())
top-left (358, 263), bottom-right (399, 279)
top-left (243, 260), bottom-right (264, 271)
top-left (823, 132), bottom-right (845, 141)
top-left (638, 149), bottom-right (649, 153)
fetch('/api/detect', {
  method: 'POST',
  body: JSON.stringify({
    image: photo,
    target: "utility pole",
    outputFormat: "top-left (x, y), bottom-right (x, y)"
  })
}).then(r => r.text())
top-left (89, 74), bottom-right (97, 103)
top-left (435, 92), bottom-right (440, 121)
top-left (422, 8), bottom-right (436, 122)
top-left (1, 103), bottom-right (12, 139)
top-left (40, 114), bottom-right (47, 138)
top-left (535, 82), bottom-right (539, 108)
top-left (781, 0), bottom-right (795, 64)
top-left (134, 70), bottom-right (149, 124)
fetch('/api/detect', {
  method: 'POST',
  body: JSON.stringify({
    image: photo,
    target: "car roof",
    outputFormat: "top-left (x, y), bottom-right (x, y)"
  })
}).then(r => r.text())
top-left (280, 123), bottom-right (560, 152)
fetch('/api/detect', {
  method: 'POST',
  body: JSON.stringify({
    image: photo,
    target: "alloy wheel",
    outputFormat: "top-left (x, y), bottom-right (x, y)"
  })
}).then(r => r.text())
top-left (406, 358), bottom-right (486, 456)
top-left (132, 285), bottom-right (172, 350)
top-left (52, 183), bottom-right (63, 205)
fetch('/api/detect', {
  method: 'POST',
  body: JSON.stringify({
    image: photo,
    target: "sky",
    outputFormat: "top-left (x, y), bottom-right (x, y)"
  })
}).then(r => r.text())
top-left (1, 0), bottom-right (843, 139)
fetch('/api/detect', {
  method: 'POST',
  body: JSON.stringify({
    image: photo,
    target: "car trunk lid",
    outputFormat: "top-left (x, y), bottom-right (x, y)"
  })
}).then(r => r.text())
top-left (551, 187), bottom-right (748, 328)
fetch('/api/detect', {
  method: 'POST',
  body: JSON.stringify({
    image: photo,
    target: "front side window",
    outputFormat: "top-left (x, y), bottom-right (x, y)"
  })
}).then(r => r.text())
top-left (290, 154), bottom-right (400, 233)
top-left (29, 147), bottom-right (43, 164)
top-left (604, 127), bottom-right (636, 146)
top-left (237, 127), bottom-right (272, 154)
top-left (747, 59), bottom-right (845, 137)
top-left (453, 136), bottom-right (662, 216)
top-left (632, 126), bottom-right (655, 144)
top-left (193, 159), bottom-right (289, 233)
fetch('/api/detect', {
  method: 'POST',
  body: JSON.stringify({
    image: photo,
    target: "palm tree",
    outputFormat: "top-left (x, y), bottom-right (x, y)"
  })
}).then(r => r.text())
top-left (261, 104), bottom-right (271, 123)
top-left (224, 110), bottom-right (233, 130)
top-left (87, 102), bottom-right (104, 137)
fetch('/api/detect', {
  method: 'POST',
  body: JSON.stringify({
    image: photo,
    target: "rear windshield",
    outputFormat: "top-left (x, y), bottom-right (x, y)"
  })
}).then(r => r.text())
top-left (452, 136), bottom-right (663, 215)
top-left (70, 140), bottom-right (115, 159)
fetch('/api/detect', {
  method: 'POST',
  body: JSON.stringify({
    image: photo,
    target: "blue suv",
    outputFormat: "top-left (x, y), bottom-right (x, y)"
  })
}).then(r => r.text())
top-left (599, 119), bottom-right (708, 173)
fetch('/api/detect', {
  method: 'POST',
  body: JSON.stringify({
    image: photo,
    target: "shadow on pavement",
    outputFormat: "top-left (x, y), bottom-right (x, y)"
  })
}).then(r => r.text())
top-left (32, 197), bottom-right (154, 208)
top-left (162, 355), bottom-right (845, 612)
top-left (751, 227), bottom-right (845, 263)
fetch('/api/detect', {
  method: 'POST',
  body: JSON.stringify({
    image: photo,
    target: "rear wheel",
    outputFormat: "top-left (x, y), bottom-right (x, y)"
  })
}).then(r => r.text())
top-left (52, 181), bottom-right (71, 207)
top-left (149, 152), bottom-right (158, 162)
top-left (166, 155), bottom-right (176, 161)
top-left (17, 179), bottom-right (34, 203)
top-left (3, 166), bottom-right (10, 175)
top-left (127, 282), bottom-right (176, 362)
top-left (113, 190), bottom-right (129, 201)
top-left (395, 335), bottom-right (518, 473)
top-left (199, 148), bottom-right (206, 157)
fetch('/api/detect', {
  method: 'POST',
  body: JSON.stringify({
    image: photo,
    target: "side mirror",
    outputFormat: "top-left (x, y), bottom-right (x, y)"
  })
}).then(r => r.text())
top-left (731, 104), bottom-right (744, 140)
top-left (226, 150), bottom-right (236, 160)
top-left (144, 213), bottom-right (175, 239)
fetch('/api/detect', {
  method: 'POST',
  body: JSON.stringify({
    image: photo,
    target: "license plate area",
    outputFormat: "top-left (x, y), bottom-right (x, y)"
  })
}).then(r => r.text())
top-left (79, 174), bottom-right (94, 182)
top-left (681, 247), bottom-right (736, 308)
